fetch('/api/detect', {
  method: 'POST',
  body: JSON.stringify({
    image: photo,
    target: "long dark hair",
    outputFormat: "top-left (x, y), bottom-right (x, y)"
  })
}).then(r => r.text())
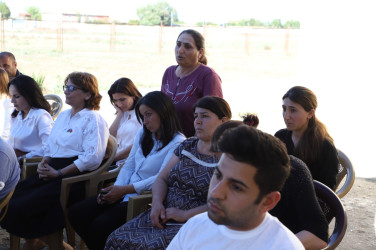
top-left (283, 86), bottom-right (333, 165)
top-left (107, 77), bottom-right (142, 111)
top-left (178, 29), bottom-right (207, 65)
top-left (135, 91), bottom-right (182, 156)
top-left (8, 75), bottom-right (51, 118)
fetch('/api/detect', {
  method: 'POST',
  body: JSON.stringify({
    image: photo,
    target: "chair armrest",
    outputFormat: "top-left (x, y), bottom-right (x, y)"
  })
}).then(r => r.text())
top-left (126, 193), bottom-right (153, 222)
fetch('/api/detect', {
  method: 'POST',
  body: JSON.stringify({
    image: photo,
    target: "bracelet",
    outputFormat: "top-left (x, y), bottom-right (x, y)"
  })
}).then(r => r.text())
top-left (57, 169), bottom-right (63, 176)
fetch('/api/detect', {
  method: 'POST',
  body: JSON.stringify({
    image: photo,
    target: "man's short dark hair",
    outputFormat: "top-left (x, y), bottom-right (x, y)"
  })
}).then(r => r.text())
top-left (218, 126), bottom-right (290, 203)
top-left (0, 51), bottom-right (16, 62)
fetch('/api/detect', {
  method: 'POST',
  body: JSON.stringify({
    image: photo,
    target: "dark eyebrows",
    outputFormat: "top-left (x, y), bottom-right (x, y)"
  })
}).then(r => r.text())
top-left (215, 166), bottom-right (249, 189)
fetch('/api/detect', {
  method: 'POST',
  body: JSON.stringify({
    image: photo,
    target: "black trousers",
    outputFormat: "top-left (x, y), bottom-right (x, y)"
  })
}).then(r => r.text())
top-left (68, 195), bottom-right (128, 250)
top-left (1, 157), bottom-right (85, 238)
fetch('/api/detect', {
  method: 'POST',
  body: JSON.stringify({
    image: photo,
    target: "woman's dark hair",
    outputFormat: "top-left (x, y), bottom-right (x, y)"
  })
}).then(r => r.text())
top-left (135, 91), bottom-right (182, 157)
top-left (0, 68), bottom-right (9, 96)
top-left (178, 29), bottom-right (207, 65)
top-left (192, 96), bottom-right (232, 120)
top-left (242, 113), bottom-right (259, 128)
top-left (64, 72), bottom-right (102, 110)
top-left (283, 86), bottom-right (333, 165)
top-left (8, 75), bottom-right (51, 118)
top-left (107, 78), bottom-right (142, 111)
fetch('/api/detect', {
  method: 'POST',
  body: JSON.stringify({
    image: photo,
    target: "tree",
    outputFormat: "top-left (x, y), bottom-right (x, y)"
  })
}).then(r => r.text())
top-left (0, 2), bottom-right (11, 19)
top-left (26, 6), bottom-right (41, 21)
top-left (284, 20), bottom-right (300, 28)
top-left (137, 1), bottom-right (178, 26)
top-left (270, 19), bottom-right (283, 28)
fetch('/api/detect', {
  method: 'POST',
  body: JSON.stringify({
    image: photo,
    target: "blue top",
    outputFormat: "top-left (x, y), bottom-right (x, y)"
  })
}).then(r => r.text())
top-left (115, 128), bottom-right (185, 202)
top-left (0, 137), bottom-right (20, 199)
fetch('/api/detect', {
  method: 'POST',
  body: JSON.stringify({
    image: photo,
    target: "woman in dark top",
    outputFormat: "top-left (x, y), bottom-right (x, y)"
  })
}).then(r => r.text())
top-left (275, 86), bottom-right (339, 190)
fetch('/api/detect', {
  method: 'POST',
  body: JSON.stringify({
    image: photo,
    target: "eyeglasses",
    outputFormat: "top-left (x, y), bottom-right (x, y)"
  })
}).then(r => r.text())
top-left (63, 85), bottom-right (82, 92)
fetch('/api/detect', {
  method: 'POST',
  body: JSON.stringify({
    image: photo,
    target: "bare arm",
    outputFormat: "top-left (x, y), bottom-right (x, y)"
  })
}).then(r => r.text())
top-left (296, 230), bottom-right (328, 250)
top-left (150, 154), bottom-right (180, 228)
top-left (114, 145), bottom-right (132, 162)
top-left (109, 109), bottom-right (123, 137)
top-left (165, 204), bottom-right (207, 222)
top-left (37, 158), bottom-right (80, 179)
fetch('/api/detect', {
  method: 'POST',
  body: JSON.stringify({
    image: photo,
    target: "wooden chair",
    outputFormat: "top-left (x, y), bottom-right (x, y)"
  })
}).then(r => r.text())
top-left (10, 135), bottom-right (118, 250)
top-left (313, 180), bottom-right (347, 250)
top-left (335, 150), bottom-right (355, 198)
top-left (0, 189), bottom-right (15, 223)
top-left (44, 94), bottom-right (63, 120)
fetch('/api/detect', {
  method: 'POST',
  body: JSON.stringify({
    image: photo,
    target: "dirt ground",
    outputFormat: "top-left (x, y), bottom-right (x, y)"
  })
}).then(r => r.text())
top-left (0, 177), bottom-right (375, 250)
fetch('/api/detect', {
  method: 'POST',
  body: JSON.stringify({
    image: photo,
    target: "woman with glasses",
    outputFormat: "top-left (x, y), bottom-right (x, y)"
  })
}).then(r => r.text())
top-left (7, 75), bottom-right (53, 160)
top-left (1, 72), bottom-right (109, 250)
top-left (107, 78), bottom-right (142, 167)
top-left (105, 96), bottom-right (231, 250)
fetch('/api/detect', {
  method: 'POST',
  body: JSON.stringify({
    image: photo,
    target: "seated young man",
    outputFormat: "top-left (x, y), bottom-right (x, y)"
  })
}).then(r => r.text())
top-left (168, 126), bottom-right (304, 250)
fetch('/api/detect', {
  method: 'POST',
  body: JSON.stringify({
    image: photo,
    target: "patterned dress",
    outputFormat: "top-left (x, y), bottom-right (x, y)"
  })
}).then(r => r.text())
top-left (105, 138), bottom-right (217, 249)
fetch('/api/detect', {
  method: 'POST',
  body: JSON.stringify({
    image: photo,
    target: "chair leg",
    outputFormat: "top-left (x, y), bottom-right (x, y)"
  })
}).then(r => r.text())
top-left (65, 221), bottom-right (76, 247)
top-left (10, 234), bottom-right (20, 250)
top-left (45, 229), bottom-right (64, 250)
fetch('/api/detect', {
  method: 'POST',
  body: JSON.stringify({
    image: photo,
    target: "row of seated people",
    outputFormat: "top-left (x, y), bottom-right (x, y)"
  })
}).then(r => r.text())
top-left (1, 72), bottom-right (336, 250)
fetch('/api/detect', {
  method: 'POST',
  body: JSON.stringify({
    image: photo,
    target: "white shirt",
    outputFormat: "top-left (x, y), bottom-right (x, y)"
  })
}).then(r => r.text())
top-left (167, 212), bottom-right (305, 250)
top-left (115, 128), bottom-right (185, 201)
top-left (44, 108), bottom-right (109, 172)
top-left (115, 109), bottom-right (142, 167)
top-left (0, 96), bottom-right (12, 140)
top-left (8, 108), bottom-right (53, 158)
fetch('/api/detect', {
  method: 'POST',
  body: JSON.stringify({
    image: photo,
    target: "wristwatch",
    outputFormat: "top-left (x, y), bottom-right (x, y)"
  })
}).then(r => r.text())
top-left (57, 169), bottom-right (63, 177)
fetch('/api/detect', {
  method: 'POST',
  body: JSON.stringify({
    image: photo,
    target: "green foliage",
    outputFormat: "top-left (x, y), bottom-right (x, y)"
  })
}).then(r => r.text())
top-left (31, 73), bottom-right (46, 92)
top-left (227, 18), bottom-right (266, 27)
top-left (0, 2), bottom-right (11, 19)
top-left (196, 21), bottom-right (217, 27)
top-left (26, 6), bottom-right (42, 21)
top-left (137, 1), bottom-right (178, 26)
top-left (270, 19), bottom-right (283, 28)
top-left (127, 19), bottom-right (140, 25)
top-left (284, 20), bottom-right (300, 28)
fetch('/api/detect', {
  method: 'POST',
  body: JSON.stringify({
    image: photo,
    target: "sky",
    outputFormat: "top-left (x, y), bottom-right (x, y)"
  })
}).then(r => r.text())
top-left (3, 0), bottom-right (302, 24)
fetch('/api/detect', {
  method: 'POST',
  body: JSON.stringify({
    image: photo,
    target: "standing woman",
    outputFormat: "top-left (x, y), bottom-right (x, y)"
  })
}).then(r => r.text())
top-left (68, 91), bottom-right (185, 250)
top-left (1, 72), bottom-right (109, 250)
top-left (0, 68), bottom-right (12, 140)
top-left (108, 78), bottom-right (142, 167)
top-left (161, 29), bottom-right (223, 137)
top-left (275, 86), bottom-right (339, 190)
top-left (7, 75), bottom-right (53, 160)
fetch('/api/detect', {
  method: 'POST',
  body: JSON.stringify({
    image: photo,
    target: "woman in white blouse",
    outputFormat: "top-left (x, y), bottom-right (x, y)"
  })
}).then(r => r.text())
top-left (1, 72), bottom-right (109, 250)
top-left (107, 78), bottom-right (142, 167)
top-left (0, 68), bottom-right (12, 140)
top-left (68, 91), bottom-right (185, 250)
top-left (7, 75), bottom-right (53, 160)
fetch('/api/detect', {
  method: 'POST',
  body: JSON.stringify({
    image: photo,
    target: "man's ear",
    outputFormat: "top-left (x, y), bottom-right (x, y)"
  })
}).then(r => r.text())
top-left (259, 191), bottom-right (281, 213)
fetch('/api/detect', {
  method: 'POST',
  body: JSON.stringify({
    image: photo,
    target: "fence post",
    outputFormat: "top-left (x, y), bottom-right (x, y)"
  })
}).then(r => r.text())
top-left (245, 33), bottom-right (249, 55)
top-left (159, 21), bottom-right (163, 53)
top-left (110, 22), bottom-right (115, 53)
top-left (284, 26), bottom-right (290, 54)
top-left (57, 19), bottom-right (63, 52)
top-left (0, 14), bottom-right (4, 50)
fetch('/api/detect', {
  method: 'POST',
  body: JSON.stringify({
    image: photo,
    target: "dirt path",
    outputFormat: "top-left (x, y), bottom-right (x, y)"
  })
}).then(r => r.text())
top-left (1, 177), bottom-right (375, 249)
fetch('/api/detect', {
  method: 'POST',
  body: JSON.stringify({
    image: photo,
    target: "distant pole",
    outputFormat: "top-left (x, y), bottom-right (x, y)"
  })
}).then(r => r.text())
top-left (284, 25), bottom-right (290, 54)
top-left (110, 22), bottom-right (116, 53)
top-left (245, 33), bottom-right (249, 55)
top-left (159, 21), bottom-right (163, 53)
top-left (57, 19), bottom-right (63, 51)
top-left (0, 14), bottom-right (4, 50)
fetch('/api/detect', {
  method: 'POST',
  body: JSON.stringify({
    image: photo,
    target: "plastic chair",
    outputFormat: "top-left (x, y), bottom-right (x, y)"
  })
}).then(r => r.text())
top-left (126, 192), bottom-right (152, 222)
top-left (44, 94), bottom-right (63, 120)
top-left (10, 135), bottom-right (118, 249)
top-left (335, 150), bottom-right (355, 198)
top-left (313, 180), bottom-right (347, 250)
top-left (0, 189), bottom-right (15, 223)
